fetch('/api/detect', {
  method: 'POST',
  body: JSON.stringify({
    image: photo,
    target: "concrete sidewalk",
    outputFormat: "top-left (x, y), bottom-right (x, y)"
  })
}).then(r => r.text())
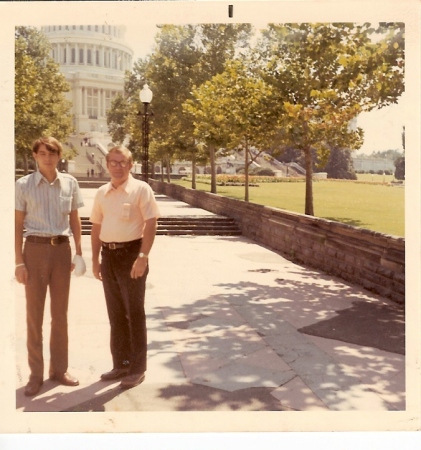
top-left (15, 189), bottom-right (405, 415)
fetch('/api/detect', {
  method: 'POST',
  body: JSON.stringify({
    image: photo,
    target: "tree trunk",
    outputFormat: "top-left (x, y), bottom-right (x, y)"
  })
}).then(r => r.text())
top-left (244, 141), bottom-right (250, 202)
top-left (160, 160), bottom-right (164, 182)
top-left (23, 152), bottom-right (29, 175)
top-left (210, 146), bottom-right (217, 194)
top-left (304, 147), bottom-right (314, 216)
top-left (166, 159), bottom-right (171, 183)
top-left (150, 160), bottom-right (155, 180)
top-left (191, 153), bottom-right (197, 190)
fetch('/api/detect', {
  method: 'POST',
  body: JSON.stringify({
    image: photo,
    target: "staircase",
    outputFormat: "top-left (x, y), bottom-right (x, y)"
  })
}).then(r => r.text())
top-left (81, 215), bottom-right (241, 236)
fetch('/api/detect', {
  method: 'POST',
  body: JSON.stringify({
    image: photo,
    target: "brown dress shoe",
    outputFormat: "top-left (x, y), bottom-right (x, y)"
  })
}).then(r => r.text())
top-left (49, 372), bottom-right (79, 386)
top-left (100, 367), bottom-right (130, 381)
top-left (120, 372), bottom-right (145, 389)
top-left (24, 377), bottom-right (43, 397)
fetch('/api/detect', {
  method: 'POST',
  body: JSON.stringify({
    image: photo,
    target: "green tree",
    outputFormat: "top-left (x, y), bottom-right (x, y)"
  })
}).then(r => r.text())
top-left (191, 24), bottom-right (253, 192)
top-left (107, 94), bottom-right (131, 145)
top-left (394, 156), bottom-right (405, 180)
top-left (145, 25), bottom-right (202, 184)
top-left (394, 125), bottom-right (405, 180)
top-left (324, 147), bottom-right (357, 180)
top-left (106, 24), bottom-right (253, 186)
top-left (185, 59), bottom-right (278, 201)
top-left (257, 22), bottom-right (404, 215)
top-left (15, 26), bottom-right (73, 173)
top-left (146, 24), bottom-right (253, 190)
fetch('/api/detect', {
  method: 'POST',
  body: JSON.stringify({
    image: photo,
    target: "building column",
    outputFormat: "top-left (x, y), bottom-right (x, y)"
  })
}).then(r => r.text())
top-left (56, 44), bottom-right (60, 64)
top-left (76, 85), bottom-right (82, 116)
top-left (102, 89), bottom-right (106, 117)
top-left (82, 87), bottom-right (86, 116)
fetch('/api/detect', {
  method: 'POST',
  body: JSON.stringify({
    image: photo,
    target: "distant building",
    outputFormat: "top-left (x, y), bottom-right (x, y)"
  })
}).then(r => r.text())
top-left (41, 25), bottom-right (133, 134)
top-left (352, 156), bottom-right (396, 172)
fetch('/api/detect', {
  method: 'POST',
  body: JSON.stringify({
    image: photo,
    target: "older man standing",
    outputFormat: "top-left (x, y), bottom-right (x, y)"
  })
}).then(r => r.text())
top-left (15, 136), bottom-right (84, 397)
top-left (90, 146), bottom-right (160, 389)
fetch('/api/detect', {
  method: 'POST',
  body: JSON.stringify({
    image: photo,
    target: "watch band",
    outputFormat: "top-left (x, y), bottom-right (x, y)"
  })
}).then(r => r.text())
top-left (138, 252), bottom-right (148, 259)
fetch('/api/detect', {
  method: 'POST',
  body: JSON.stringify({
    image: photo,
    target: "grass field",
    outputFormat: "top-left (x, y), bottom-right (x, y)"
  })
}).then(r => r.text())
top-left (173, 175), bottom-right (404, 237)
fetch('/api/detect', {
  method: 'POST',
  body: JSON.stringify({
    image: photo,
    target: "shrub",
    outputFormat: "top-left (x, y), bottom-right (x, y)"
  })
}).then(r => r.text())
top-left (253, 168), bottom-right (275, 176)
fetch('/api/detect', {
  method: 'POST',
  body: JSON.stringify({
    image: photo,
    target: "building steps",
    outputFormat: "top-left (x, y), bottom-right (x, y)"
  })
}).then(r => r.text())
top-left (81, 215), bottom-right (241, 236)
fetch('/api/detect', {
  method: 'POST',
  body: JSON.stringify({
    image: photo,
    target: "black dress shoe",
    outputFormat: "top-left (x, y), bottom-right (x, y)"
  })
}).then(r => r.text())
top-left (49, 372), bottom-right (79, 386)
top-left (100, 367), bottom-right (130, 381)
top-left (120, 372), bottom-right (145, 389)
top-left (24, 377), bottom-right (43, 397)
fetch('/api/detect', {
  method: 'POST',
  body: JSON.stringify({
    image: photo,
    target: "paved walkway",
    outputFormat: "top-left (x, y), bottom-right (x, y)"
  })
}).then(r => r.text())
top-left (15, 188), bottom-right (405, 420)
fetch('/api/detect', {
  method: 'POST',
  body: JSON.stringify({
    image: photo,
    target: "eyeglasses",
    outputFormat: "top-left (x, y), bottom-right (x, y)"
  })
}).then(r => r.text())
top-left (108, 160), bottom-right (129, 168)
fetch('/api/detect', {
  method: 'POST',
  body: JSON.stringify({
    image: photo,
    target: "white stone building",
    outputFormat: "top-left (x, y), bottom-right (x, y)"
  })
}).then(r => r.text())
top-left (41, 25), bottom-right (133, 134)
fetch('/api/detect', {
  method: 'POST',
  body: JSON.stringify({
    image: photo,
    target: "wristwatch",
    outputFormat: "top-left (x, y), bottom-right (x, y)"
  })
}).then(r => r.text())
top-left (138, 252), bottom-right (148, 259)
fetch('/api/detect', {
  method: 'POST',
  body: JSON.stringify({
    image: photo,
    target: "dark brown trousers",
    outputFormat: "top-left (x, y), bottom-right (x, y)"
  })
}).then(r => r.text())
top-left (23, 240), bottom-right (72, 379)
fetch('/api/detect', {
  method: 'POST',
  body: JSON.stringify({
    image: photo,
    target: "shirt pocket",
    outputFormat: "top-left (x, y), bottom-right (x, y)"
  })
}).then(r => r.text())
top-left (60, 196), bottom-right (72, 214)
top-left (122, 202), bottom-right (131, 220)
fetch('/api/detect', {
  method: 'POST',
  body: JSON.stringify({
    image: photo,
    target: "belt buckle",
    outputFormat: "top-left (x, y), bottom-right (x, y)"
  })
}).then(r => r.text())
top-left (109, 243), bottom-right (117, 250)
top-left (51, 236), bottom-right (59, 246)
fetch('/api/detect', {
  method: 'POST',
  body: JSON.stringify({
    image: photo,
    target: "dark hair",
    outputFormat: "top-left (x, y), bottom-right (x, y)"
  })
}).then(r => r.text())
top-left (32, 137), bottom-right (62, 156)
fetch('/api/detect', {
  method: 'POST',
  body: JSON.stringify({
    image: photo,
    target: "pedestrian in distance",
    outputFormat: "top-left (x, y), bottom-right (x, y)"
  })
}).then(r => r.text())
top-left (15, 136), bottom-right (85, 397)
top-left (90, 145), bottom-right (160, 389)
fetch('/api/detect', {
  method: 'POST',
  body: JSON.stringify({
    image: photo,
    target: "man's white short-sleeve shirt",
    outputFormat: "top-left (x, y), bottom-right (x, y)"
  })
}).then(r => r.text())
top-left (90, 175), bottom-right (160, 243)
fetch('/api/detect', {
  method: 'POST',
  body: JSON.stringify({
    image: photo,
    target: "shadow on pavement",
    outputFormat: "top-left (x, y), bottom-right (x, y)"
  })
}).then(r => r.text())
top-left (64, 383), bottom-right (287, 412)
top-left (298, 301), bottom-right (405, 354)
top-left (16, 380), bottom-right (121, 412)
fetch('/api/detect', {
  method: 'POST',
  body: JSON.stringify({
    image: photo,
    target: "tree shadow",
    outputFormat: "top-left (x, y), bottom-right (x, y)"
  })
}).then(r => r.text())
top-left (16, 380), bottom-right (122, 412)
top-left (298, 300), bottom-right (405, 354)
top-left (323, 216), bottom-right (368, 228)
top-left (146, 276), bottom-right (404, 411)
top-left (16, 272), bottom-right (404, 412)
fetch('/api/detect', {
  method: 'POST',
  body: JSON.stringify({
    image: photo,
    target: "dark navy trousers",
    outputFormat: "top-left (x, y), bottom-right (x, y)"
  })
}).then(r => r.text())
top-left (100, 239), bottom-right (148, 374)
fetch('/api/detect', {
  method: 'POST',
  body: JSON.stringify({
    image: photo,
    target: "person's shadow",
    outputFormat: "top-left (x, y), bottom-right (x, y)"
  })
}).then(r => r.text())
top-left (16, 379), bottom-right (123, 412)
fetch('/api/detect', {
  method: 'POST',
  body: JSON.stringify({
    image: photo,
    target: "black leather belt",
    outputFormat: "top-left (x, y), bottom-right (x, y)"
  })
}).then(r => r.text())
top-left (26, 235), bottom-right (69, 246)
top-left (102, 239), bottom-right (141, 250)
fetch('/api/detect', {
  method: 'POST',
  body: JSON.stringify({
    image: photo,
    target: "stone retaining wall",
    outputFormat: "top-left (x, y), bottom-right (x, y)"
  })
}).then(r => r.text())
top-left (150, 180), bottom-right (405, 305)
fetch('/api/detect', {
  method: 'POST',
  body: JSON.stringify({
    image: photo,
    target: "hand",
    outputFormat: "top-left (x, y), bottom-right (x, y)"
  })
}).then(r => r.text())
top-left (15, 265), bottom-right (28, 285)
top-left (130, 257), bottom-right (147, 279)
top-left (92, 260), bottom-right (102, 281)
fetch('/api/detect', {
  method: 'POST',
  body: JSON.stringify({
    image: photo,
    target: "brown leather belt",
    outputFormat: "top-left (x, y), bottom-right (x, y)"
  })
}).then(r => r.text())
top-left (26, 235), bottom-right (69, 246)
top-left (102, 239), bottom-right (141, 250)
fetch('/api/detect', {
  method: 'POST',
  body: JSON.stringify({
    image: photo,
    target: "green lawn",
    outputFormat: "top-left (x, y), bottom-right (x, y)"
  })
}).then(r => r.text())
top-left (173, 176), bottom-right (404, 237)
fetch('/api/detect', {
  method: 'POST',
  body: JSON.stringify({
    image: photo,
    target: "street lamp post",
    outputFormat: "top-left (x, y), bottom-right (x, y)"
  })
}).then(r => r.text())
top-left (139, 84), bottom-right (153, 183)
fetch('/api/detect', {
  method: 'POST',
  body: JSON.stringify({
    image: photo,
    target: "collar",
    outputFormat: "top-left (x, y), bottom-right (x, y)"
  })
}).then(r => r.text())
top-left (34, 169), bottom-right (61, 186)
top-left (105, 174), bottom-right (135, 195)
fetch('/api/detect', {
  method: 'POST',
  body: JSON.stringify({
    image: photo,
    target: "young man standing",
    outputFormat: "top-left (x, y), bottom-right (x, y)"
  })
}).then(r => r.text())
top-left (90, 146), bottom-right (160, 389)
top-left (15, 136), bottom-right (84, 397)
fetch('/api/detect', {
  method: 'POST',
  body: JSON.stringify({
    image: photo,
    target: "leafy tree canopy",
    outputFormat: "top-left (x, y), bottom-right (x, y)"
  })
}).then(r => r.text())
top-left (255, 22), bottom-right (404, 214)
top-left (15, 26), bottom-right (73, 171)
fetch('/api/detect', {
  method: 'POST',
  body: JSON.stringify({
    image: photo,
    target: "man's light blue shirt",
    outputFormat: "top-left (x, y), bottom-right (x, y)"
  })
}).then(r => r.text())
top-left (15, 170), bottom-right (84, 237)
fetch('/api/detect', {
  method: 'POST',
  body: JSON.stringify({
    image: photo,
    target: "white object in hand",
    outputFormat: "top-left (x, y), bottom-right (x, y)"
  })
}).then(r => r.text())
top-left (73, 255), bottom-right (86, 277)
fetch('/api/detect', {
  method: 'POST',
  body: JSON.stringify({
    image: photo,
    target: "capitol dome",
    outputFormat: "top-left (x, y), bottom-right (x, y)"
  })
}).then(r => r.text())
top-left (41, 25), bottom-right (133, 135)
